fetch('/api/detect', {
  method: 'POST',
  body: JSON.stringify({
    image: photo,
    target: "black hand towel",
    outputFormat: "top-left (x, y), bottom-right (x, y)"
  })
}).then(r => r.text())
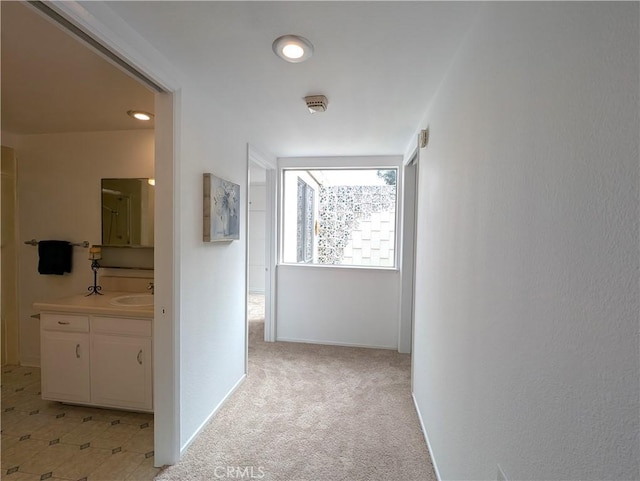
top-left (38, 240), bottom-right (73, 275)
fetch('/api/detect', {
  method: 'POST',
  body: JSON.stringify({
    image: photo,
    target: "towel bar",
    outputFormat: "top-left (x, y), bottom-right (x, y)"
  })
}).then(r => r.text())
top-left (24, 239), bottom-right (89, 248)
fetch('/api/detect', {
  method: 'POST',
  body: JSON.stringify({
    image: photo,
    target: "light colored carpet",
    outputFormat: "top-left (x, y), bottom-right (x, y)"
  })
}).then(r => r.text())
top-left (156, 305), bottom-right (436, 481)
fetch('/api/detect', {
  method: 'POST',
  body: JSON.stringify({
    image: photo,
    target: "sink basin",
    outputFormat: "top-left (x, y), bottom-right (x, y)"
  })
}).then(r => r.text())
top-left (110, 294), bottom-right (154, 307)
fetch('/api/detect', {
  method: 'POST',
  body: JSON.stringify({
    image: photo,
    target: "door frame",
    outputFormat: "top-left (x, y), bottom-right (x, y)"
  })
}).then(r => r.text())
top-left (398, 148), bottom-right (419, 354)
top-left (1, 146), bottom-right (20, 366)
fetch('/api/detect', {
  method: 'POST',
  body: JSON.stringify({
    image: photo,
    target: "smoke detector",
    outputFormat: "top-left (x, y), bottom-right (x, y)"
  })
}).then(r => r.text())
top-left (304, 95), bottom-right (328, 114)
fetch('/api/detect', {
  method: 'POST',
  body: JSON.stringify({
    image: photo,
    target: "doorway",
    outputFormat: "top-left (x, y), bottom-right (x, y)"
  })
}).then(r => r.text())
top-left (1, 0), bottom-right (179, 468)
top-left (248, 161), bottom-right (267, 341)
top-left (1, 146), bottom-right (20, 366)
top-left (247, 146), bottom-right (277, 345)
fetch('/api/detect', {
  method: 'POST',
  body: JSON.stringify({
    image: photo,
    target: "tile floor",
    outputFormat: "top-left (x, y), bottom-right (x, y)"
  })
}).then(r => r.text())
top-left (1, 365), bottom-right (161, 481)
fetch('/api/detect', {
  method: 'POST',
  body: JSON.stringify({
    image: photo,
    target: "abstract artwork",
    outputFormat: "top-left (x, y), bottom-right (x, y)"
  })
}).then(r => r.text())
top-left (203, 173), bottom-right (240, 241)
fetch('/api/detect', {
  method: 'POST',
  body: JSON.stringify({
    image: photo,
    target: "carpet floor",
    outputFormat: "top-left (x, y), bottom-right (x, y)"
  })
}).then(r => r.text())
top-left (156, 304), bottom-right (436, 481)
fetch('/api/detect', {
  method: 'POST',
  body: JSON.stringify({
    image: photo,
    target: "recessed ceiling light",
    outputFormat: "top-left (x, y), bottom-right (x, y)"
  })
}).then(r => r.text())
top-left (272, 35), bottom-right (314, 63)
top-left (127, 110), bottom-right (154, 121)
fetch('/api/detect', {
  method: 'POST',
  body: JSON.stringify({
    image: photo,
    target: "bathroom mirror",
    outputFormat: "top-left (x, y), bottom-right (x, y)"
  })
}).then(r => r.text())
top-left (101, 178), bottom-right (154, 246)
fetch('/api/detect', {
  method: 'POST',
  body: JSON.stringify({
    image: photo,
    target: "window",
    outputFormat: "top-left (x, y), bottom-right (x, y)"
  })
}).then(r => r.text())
top-left (282, 169), bottom-right (397, 267)
top-left (296, 178), bottom-right (315, 263)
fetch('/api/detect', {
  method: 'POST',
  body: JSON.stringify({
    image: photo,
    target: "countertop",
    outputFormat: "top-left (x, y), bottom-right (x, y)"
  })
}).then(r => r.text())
top-left (33, 291), bottom-right (154, 318)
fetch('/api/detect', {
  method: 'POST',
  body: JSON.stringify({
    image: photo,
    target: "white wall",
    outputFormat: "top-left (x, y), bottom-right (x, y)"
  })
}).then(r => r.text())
top-left (277, 156), bottom-right (402, 349)
top-left (277, 265), bottom-right (399, 349)
top-left (177, 89), bottom-right (247, 449)
top-left (248, 183), bottom-right (266, 293)
top-left (12, 130), bottom-right (154, 366)
top-left (412, 3), bottom-right (639, 480)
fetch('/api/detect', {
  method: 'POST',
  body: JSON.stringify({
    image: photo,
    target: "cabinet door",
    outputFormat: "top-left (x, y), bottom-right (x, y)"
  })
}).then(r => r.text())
top-left (41, 331), bottom-right (90, 403)
top-left (91, 334), bottom-right (152, 411)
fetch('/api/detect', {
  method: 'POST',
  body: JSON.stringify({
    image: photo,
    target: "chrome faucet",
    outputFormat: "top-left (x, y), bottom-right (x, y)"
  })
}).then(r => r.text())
top-left (147, 282), bottom-right (154, 295)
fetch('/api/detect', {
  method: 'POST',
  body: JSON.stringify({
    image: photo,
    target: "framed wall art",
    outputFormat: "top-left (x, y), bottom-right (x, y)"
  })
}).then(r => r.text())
top-left (203, 173), bottom-right (240, 242)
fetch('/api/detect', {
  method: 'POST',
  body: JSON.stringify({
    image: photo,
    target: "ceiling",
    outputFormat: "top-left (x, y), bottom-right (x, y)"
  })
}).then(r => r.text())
top-left (1, 1), bottom-right (480, 157)
top-left (1, 1), bottom-right (155, 135)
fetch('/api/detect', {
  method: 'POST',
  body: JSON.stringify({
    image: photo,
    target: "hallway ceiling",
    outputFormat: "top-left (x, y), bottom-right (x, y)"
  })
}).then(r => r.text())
top-left (2, 1), bottom-right (480, 157)
top-left (1, 2), bottom-right (155, 135)
top-left (106, 1), bottom-right (480, 157)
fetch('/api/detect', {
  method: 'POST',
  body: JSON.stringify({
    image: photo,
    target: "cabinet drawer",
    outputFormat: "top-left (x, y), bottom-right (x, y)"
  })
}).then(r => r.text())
top-left (91, 316), bottom-right (152, 337)
top-left (41, 313), bottom-right (89, 332)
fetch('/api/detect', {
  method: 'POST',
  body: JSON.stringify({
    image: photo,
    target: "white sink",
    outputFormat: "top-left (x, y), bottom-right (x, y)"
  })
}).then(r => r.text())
top-left (110, 294), bottom-right (154, 307)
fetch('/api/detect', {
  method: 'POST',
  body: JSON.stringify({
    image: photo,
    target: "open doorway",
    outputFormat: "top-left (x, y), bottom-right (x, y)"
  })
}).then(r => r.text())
top-left (1, 0), bottom-right (179, 472)
top-left (248, 162), bottom-right (267, 341)
top-left (247, 146), bottom-right (277, 349)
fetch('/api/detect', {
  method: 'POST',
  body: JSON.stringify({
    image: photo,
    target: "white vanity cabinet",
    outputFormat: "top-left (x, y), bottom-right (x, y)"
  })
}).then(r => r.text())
top-left (90, 316), bottom-right (153, 411)
top-left (40, 310), bottom-right (153, 412)
top-left (40, 314), bottom-right (91, 403)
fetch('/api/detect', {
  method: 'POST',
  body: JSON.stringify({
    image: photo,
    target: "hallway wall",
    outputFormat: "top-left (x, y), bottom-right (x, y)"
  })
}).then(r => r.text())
top-left (412, 3), bottom-right (639, 480)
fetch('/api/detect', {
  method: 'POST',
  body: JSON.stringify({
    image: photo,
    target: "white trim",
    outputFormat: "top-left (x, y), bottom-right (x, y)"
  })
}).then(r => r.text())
top-left (180, 374), bottom-right (247, 454)
top-left (404, 146), bottom-right (419, 167)
top-left (412, 393), bottom-right (442, 481)
top-left (248, 145), bottom-right (277, 170)
top-left (264, 169), bottom-right (277, 342)
top-left (410, 140), bottom-right (426, 388)
top-left (245, 154), bottom-right (251, 374)
top-left (277, 262), bottom-right (399, 272)
top-left (398, 153), bottom-right (418, 354)
top-left (278, 155), bottom-right (402, 170)
top-left (275, 337), bottom-right (397, 350)
top-left (19, 358), bottom-right (40, 368)
top-left (154, 90), bottom-right (181, 466)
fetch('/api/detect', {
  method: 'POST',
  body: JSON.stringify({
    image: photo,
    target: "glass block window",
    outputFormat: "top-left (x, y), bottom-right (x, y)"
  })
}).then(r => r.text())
top-left (282, 169), bottom-right (397, 267)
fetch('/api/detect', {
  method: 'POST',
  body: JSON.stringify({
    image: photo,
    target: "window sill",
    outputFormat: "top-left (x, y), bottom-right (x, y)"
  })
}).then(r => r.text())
top-left (278, 263), bottom-right (399, 273)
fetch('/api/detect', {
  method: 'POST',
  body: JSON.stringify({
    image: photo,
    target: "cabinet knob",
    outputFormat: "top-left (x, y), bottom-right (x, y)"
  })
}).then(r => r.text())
top-left (137, 350), bottom-right (143, 365)
top-left (58, 321), bottom-right (70, 325)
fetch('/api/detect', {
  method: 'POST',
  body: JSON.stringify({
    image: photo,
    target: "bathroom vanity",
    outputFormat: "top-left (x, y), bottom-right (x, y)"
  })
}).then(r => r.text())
top-left (34, 292), bottom-right (153, 412)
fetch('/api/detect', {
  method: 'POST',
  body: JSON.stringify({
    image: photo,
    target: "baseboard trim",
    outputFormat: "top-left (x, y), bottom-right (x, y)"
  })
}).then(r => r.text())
top-left (20, 358), bottom-right (40, 368)
top-left (412, 392), bottom-right (442, 481)
top-left (276, 336), bottom-right (396, 350)
top-left (180, 373), bottom-right (247, 455)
